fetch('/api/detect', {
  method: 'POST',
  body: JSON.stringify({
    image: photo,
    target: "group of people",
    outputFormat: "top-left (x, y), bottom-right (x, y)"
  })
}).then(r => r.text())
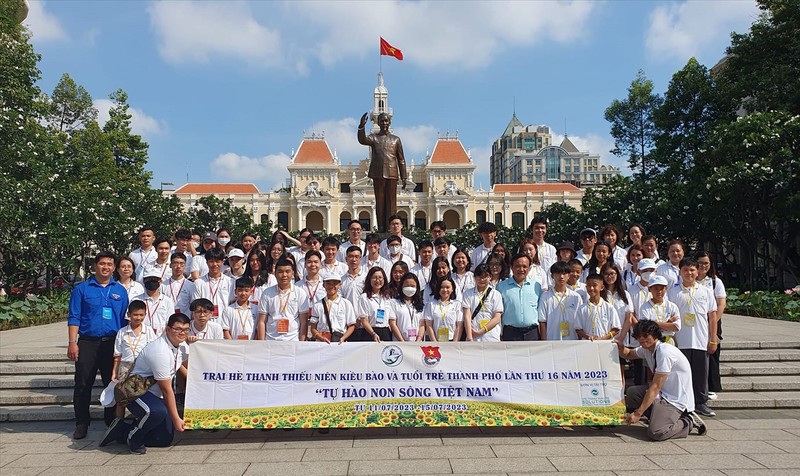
top-left (67, 215), bottom-right (726, 451)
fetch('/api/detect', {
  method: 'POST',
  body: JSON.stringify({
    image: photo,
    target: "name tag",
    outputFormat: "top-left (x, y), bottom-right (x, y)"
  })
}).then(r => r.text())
top-left (406, 328), bottom-right (417, 341)
top-left (237, 335), bottom-right (249, 340)
top-left (212, 305), bottom-right (219, 317)
top-left (437, 327), bottom-right (449, 342)
top-left (560, 321), bottom-right (570, 337)
top-left (276, 319), bottom-right (289, 334)
top-left (102, 307), bottom-right (113, 320)
top-left (684, 313), bottom-right (696, 327)
top-left (376, 308), bottom-right (385, 325)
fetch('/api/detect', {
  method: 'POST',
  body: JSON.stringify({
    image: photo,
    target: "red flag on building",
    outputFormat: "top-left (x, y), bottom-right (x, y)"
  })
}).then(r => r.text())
top-left (380, 37), bottom-right (403, 61)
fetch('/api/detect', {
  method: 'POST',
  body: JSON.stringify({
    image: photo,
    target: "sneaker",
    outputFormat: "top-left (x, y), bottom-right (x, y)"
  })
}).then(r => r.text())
top-left (99, 417), bottom-right (123, 447)
top-left (708, 392), bottom-right (718, 400)
top-left (695, 403), bottom-right (716, 417)
top-left (129, 445), bottom-right (147, 455)
top-left (688, 412), bottom-right (707, 436)
top-left (73, 423), bottom-right (88, 440)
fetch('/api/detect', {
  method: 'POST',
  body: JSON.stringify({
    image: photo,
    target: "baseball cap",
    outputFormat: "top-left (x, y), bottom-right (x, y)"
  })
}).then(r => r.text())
top-left (321, 271), bottom-right (342, 282)
top-left (638, 258), bottom-right (657, 271)
top-left (143, 267), bottom-right (163, 279)
top-left (228, 248), bottom-right (245, 259)
top-left (648, 275), bottom-right (668, 287)
top-left (202, 231), bottom-right (217, 242)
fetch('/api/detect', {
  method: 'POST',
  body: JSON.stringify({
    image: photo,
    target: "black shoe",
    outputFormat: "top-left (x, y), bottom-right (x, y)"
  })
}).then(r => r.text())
top-left (688, 412), bottom-right (707, 436)
top-left (129, 445), bottom-right (147, 455)
top-left (73, 423), bottom-right (88, 440)
top-left (695, 403), bottom-right (716, 417)
top-left (99, 417), bottom-right (125, 447)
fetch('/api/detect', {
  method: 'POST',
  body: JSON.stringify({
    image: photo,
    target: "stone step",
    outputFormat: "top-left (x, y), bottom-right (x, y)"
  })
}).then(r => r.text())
top-left (0, 404), bottom-right (104, 422)
top-left (708, 391), bottom-right (800, 409)
top-left (720, 349), bottom-right (800, 362)
top-left (723, 341), bottom-right (800, 350)
top-left (0, 352), bottom-right (66, 363)
top-left (721, 375), bottom-right (800, 391)
top-left (0, 375), bottom-right (105, 390)
top-left (0, 388), bottom-right (100, 406)
top-left (0, 361), bottom-right (74, 375)
top-left (719, 361), bottom-right (800, 376)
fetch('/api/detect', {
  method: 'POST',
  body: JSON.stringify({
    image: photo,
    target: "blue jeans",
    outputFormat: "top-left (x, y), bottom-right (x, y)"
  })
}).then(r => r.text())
top-left (126, 391), bottom-right (174, 450)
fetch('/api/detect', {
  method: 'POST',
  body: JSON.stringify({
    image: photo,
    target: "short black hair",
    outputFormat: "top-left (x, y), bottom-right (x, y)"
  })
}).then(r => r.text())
top-left (585, 273), bottom-right (604, 284)
top-left (275, 257), bottom-right (296, 272)
top-left (365, 233), bottom-right (382, 245)
top-left (550, 261), bottom-right (571, 275)
top-left (346, 245), bottom-right (363, 256)
top-left (94, 251), bottom-right (116, 264)
top-left (433, 237), bottom-right (451, 247)
top-left (510, 253), bottom-right (531, 266)
top-left (387, 235), bottom-right (402, 245)
top-left (127, 300), bottom-right (146, 314)
top-left (138, 226), bottom-right (155, 235)
top-left (154, 236), bottom-right (172, 248)
top-left (167, 313), bottom-right (191, 327)
top-left (171, 252), bottom-right (187, 263)
top-left (632, 319), bottom-right (662, 341)
top-left (477, 222), bottom-right (497, 234)
top-left (174, 229), bottom-right (192, 240)
top-left (235, 276), bottom-right (254, 289)
top-left (322, 236), bottom-right (340, 249)
top-left (190, 298), bottom-right (214, 312)
top-left (679, 257), bottom-right (698, 269)
top-left (347, 219), bottom-right (362, 229)
top-left (205, 247), bottom-right (226, 262)
top-left (304, 250), bottom-right (322, 261)
top-left (417, 240), bottom-right (433, 251)
top-left (429, 221), bottom-right (446, 231)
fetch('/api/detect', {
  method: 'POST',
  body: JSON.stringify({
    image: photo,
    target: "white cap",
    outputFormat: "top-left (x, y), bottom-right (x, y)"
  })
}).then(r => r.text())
top-left (648, 275), bottom-right (668, 287)
top-left (99, 381), bottom-right (116, 408)
top-left (321, 271), bottom-right (342, 282)
top-left (228, 248), bottom-right (245, 259)
top-left (638, 258), bottom-right (657, 271)
top-left (143, 267), bottom-right (163, 279)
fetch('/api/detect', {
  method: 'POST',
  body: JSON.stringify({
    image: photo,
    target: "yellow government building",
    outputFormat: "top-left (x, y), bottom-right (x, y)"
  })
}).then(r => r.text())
top-left (167, 74), bottom-right (596, 233)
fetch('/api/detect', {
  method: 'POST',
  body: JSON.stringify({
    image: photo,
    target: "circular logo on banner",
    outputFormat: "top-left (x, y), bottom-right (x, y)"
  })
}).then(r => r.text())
top-left (381, 345), bottom-right (403, 367)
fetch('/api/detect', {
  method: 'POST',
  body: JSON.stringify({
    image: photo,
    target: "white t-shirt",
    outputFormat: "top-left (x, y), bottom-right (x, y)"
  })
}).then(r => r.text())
top-left (411, 263), bottom-right (434, 291)
top-left (310, 297), bottom-right (357, 335)
top-left (356, 293), bottom-right (394, 329)
top-left (575, 299), bottom-right (621, 338)
top-left (538, 288), bottom-right (582, 341)
top-left (221, 302), bottom-right (257, 339)
top-left (536, 241), bottom-right (558, 273)
top-left (257, 284), bottom-right (310, 341)
top-left (380, 236), bottom-right (417, 261)
top-left (132, 293), bottom-right (175, 336)
top-left (469, 243), bottom-right (494, 271)
top-left (527, 265), bottom-right (550, 292)
top-left (113, 325), bottom-right (158, 363)
top-left (129, 247), bottom-right (157, 276)
top-left (130, 334), bottom-right (189, 398)
top-left (336, 240), bottom-right (366, 263)
top-left (699, 276), bottom-right (727, 300)
top-left (668, 283), bottom-right (717, 351)
top-left (138, 262), bottom-right (170, 283)
top-left (320, 260), bottom-right (347, 277)
top-left (340, 270), bottom-right (367, 307)
top-left (568, 282), bottom-right (588, 304)
top-left (170, 249), bottom-right (194, 278)
top-left (639, 300), bottom-right (682, 339)
top-left (451, 271), bottom-right (475, 297)
top-left (297, 277), bottom-right (326, 307)
top-left (189, 254), bottom-right (209, 278)
top-left (121, 281), bottom-right (146, 305)
top-left (656, 262), bottom-right (681, 288)
top-left (423, 299), bottom-right (463, 342)
top-left (361, 255), bottom-right (392, 278)
top-left (189, 320), bottom-right (224, 340)
top-left (162, 276), bottom-right (195, 315)
top-left (461, 286), bottom-right (504, 342)
top-left (611, 246), bottom-right (627, 273)
top-left (192, 274), bottom-right (235, 320)
top-left (634, 341), bottom-right (695, 412)
top-left (388, 299), bottom-right (423, 341)
top-left (575, 249), bottom-right (591, 266)
top-left (387, 253), bottom-right (415, 269)
top-left (605, 290), bottom-right (634, 331)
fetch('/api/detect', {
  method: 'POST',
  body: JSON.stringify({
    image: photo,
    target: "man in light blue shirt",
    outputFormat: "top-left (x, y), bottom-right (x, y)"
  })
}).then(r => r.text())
top-left (497, 253), bottom-right (544, 341)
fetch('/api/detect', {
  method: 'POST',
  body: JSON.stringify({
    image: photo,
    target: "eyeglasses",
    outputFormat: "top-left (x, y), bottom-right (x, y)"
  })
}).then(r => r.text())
top-left (194, 310), bottom-right (212, 316)
top-left (169, 327), bottom-right (191, 335)
top-left (697, 262), bottom-right (711, 268)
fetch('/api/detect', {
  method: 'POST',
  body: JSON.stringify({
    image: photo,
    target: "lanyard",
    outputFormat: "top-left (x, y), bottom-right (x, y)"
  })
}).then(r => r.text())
top-left (305, 280), bottom-right (320, 302)
top-left (681, 285), bottom-right (697, 308)
top-left (208, 276), bottom-right (222, 303)
top-left (190, 322), bottom-right (207, 339)
top-left (170, 278), bottom-right (186, 303)
top-left (419, 266), bottom-right (431, 287)
top-left (146, 297), bottom-right (162, 327)
top-left (278, 285), bottom-right (293, 315)
top-left (554, 290), bottom-right (568, 315)
top-left (126, 327), bottom-right (144, 355)
top-left (454, 273), bottom-right (466, 295)
top-left (439, 301), bottom-right (451, 321)
top-left (588, 301), bottom-right (600, 331)
top-left (236, 307), bottom-right (251, 333)
top-left (654, 302), bottom-right (666, 322)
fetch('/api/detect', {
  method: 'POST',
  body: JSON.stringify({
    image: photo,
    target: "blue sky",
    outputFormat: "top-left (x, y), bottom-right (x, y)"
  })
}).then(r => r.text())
top-left (24, 0), bottom-right (760, 191)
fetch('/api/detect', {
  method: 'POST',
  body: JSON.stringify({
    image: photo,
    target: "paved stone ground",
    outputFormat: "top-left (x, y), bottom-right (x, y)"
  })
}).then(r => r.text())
top-left (2, 314), bottom-right (799, 474)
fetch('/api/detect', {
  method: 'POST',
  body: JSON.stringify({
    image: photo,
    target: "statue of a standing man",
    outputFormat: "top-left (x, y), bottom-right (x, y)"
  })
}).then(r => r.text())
top-left (358, 112), bottom-right (407, 232)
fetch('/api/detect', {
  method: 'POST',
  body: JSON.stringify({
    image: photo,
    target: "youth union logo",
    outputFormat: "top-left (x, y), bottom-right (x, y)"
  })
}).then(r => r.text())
top-left (381, 345), bottom-right (403, 367)
top-left (420, 346), bottom-right (441, 367)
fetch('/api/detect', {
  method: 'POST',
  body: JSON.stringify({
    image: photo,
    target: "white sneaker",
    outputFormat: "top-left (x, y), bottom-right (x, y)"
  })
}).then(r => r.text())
top-left (708, 392), bottom-right (718, 400)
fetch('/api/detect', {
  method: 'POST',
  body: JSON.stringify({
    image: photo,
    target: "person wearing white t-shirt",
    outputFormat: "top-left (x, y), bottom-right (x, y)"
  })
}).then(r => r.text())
top-left (362, 234), bottom-right (393, 277)
top-left (162, 252), bottom-right (194, 315)
top-left (138, 237), bottom-right (172, 283)
top-left (423, 277), bottom-right (464, 342)
top-left (451, 250), bottom-right (475, 297)
top-left (538, 262), bottom-right (581, 341)
top-left (575, 228), bottom-right (597, 266)
top-left (528, 216), bottom-right (558, 272)
top-left (462, 264), bottom-right (504, 342)
top-left (599, 224), bottom-right (628, 273)
top-left (309, 272), bottom-right (357, 344)
top-left (520, 238), bottom-right (550, 292)
top-left (222, 277), bottom-right (258, 340)
top-left (384, 235), bottom-right (415, 268)
top-left (298, 251), bottom-right (326, 306)
top-left (186, 299), bottom-right (224, 341)
top-left (616, 320), bottom-right (706, 441)
top-left (575, 273), bottom-right (621, 341)
top-left (134, 268), bottom-right (175, 336)
top-left (637, 276), bottom-right (681, 342)
top-left (433, 236), bottom-right (457, 263)
top-left (567, 259), bottom-right (588, 303)
top-left (321, 237), bottom-right (348, 276)
top-left (116, 257), bottom-right (145, 304)
top-left (171, 229), bottom-right (196, 278)
top-left (189, 232), bottom-right (218, 280)
top-left (128, 226), bottom-right (157, 277)
top-left (411, 241), bottom-right (435, 292)
top-left (656, 239), bottom-right (686, 288)
top-left (667, 258), bottom-right (718, 418)
top-left (470, 222), bottom-right (497, 271)
top-left (696, 251), bottom-right (727, 401)
top-left (100, 313), bottom-right (190, 454)
top-left (336, 220), bottom-right (366, 263)
top-left (111, 301), bottom-right (158, 419)
top-left (388, 273), bottom-right (425, 342)
top-left (191, 248), bottom-right (234, 320)
top-left (355, 267), bottom-right (394, 342)
top-left (223, 248), bottom-right (247, 279)
top-left (379, 216), bottom-right (417, 261)
top-left (256, 258), bottom-right (310, 341)
top-left (340, 246), bottom-right (367, 307)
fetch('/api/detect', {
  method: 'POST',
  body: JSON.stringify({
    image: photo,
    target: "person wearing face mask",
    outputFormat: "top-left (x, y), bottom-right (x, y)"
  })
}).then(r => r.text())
top-left (216, 227), bottom-right (232, 248)
top-left (380, 215), bottom-right (417, 260)
top-left (388, 273), bottom-right (425, 341)
top-left (133, 268), bottom-right (175, 336)
top-left (618, 258), bottom-right (660, 386)
top-left (385, 235), bottom-right (415, 268)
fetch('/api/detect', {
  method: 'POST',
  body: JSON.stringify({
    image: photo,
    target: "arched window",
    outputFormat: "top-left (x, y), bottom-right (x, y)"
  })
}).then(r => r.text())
top-left (259, 214), bottom-right (268, 225)
top-left (476, 210), bottom-right (487, 225)
top-left (443, 210), bottom-right (460, 230)
top-left (414, 211), bottom-right (427, 231)
top-left (306, 211), bottom-right (324, 233)
top-left (512, 212), bottom-right (525, 229)
top-left (277, 211), bottom-right (289, 229)
top-left (339, 211), bottom-right (351, 232)
top-left (358, 211), bottom-right (371, 232)
top-left (494, 212), bottom-right (503, 226)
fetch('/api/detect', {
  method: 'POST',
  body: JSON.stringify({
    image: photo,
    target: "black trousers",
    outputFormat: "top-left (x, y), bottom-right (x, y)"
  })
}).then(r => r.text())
top-left (373, 176), bottom-right (397, 232)
top-left (501, 325), bottom-right (540, 341)
top-left (708, 320), bottom-right (723, 392)
top-left (680, 348), bottom-right (709, 406)
top-left (73, 337), bottom-right (116, 425)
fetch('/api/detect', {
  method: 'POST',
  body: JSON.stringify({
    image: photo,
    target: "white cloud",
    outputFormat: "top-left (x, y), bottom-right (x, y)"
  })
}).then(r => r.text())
top-left (302, 117), bottom-right (438, 165)
top-left (24, 0), bottom-right (68, 42)
top-left (147, 0), bottom-right (285, 68)
top-left (211, 152), bottom-right (292, 191)
top-left (147, 1), bottom-right (597, 71)
top-left (645, 0), bottom-right (759, 63)
top-left (93, 99), bottom-right (165, 137)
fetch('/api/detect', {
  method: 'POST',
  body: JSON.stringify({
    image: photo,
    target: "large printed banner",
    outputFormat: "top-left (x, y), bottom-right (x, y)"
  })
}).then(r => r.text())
top-left (184, 341), bottom-right (625, 430)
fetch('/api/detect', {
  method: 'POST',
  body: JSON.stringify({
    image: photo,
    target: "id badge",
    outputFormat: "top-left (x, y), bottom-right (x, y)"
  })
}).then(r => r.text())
top-left (407, 328), bottom-right (417, 340)
top-left (101, 306), bottom-right (113, 320)
top-left (276, 319), bottom-right (289, 334)
top-left (559, 321), bottom-right (570, 337)
top-left (237, 335), bottom-right (249, 340)
top-left (437, 327), bottom-right (449, 342)
top-left (212, 305), bottom-right (219, 318)
top-left (376, 308), bottom-right (385, 325)
top-left (319, 331), bottom-right (332, 342)
top-left (684, 312), bottom-right (696, 327)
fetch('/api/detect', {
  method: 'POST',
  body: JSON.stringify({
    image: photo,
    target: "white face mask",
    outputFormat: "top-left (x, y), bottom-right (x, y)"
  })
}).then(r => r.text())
top-left (389, 245), bottom-right (401, 255)
top-left (191, 241), bottom-right (200, 250)
top-left (402, 286), bottom-right (417, 297)
top-left (640, 271), bottom-right (654, 282)
top-left (218, 238), bottom-right (231, 246)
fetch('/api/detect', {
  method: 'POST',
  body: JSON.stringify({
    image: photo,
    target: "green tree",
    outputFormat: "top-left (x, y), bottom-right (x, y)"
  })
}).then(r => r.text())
top-left (44, 73), bottom-right (96, 135)
top-left (103, 89), bottom-right (148, 170)
top-left (604, 70), bottom-right (663, 179)
top-left (538, 203), bottom-right (583, 245)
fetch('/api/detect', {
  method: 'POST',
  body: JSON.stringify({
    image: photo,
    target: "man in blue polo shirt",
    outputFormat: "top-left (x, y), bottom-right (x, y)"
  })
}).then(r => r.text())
top-left (497, 253), bottom-right (544, 341)
top-left (68, 251), bottom-right (128, 439)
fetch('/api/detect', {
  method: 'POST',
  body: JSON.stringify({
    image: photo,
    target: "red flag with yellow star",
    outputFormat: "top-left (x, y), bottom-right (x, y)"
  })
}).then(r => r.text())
top-left (380, 37), bottom-right (403, 61)
top-left (421, 346), bottom-right (441, 359)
